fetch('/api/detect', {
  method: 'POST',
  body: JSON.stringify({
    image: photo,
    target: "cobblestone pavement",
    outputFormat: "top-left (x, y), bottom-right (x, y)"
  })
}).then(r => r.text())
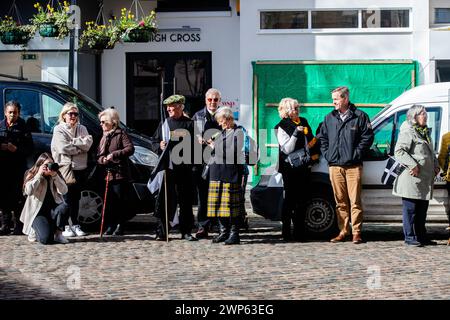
top-left (0, 213), bottom-right (449, 300)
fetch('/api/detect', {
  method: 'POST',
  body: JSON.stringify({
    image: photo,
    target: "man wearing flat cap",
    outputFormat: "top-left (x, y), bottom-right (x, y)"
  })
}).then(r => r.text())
top-left (150, 94), bottom-right (197, 241)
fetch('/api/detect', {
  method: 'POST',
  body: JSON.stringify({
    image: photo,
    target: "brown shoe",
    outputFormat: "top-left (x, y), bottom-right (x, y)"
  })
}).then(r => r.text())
top-left (352, 233), bottom-right (363, 244)
top-left (330, 233), bottom-right (346, 243)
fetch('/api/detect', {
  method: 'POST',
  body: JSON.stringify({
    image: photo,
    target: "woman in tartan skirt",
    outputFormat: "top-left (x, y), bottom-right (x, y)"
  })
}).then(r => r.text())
top-left (207, 107), bottom-right (246, 245)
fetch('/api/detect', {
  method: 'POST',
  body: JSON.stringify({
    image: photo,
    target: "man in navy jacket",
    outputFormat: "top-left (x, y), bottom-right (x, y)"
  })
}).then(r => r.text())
top-left (320, 86), bottom-right (374, 244)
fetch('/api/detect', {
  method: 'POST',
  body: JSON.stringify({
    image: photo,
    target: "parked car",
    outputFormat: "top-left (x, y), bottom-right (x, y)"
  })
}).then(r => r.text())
top-left (0, 80), bottom-right (159, 229)
top-left (251, 82), bottom-right (450, 238)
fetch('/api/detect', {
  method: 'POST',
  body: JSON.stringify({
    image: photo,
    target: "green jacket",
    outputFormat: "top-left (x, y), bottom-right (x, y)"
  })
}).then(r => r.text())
top-left (393, 121), bottom-right (439, 200)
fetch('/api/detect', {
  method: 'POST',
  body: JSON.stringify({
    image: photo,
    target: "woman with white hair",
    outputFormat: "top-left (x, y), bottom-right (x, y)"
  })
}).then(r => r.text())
top-left (275, 98), bottom-right (316, 242)
top-left (207, 107), bottom-right (247, 245)
top-left (51, 102), bottom-right (93, 237)
top-left (97, 108), bottom-right (134, 236)
top-left (393, 104), bottom-right (440, 246)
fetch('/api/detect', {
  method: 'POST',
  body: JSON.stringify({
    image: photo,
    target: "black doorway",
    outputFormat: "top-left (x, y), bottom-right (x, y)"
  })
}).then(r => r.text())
top-left (126, 51), bottom-right (212, 136)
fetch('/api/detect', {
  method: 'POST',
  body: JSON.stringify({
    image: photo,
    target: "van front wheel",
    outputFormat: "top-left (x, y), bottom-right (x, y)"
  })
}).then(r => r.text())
top-left (304, 186), bottom-right (338, 238)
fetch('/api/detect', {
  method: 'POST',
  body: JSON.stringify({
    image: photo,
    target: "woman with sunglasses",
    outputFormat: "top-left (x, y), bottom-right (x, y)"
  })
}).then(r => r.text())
top-left (51, 103), bottom-right (93, 237)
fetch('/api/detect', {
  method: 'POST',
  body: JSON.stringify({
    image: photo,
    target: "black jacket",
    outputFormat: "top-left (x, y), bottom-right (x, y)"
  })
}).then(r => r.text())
top-left (0, 117), bottom-right (33, 174)
top-left (275, 117), bottom-right (314, 174)
top-left (319, 103), bottom-right (374, 166)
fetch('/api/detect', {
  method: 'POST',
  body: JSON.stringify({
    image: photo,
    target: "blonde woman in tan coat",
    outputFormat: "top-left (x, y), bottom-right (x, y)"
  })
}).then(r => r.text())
top-left (51, 103), bottom-right (93, 237)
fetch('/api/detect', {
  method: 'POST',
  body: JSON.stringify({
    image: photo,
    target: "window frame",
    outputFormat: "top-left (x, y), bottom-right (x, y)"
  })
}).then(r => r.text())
top-left (257, 8), bottom-right (412, 34)
top-left (434, 8), bottom-right (450, 24)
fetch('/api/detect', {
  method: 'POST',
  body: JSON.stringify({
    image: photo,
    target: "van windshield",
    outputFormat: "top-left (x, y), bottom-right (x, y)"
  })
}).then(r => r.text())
top-left (372, 104), bottom-right (391, 121)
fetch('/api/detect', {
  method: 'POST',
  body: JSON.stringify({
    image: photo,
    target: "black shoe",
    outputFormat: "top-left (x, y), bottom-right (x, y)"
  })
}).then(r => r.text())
top-left (182, 233), bottom-right (198, 241)
top-left (155, 233), bottom-right (167, 241)
top-left (104, 226), bottom-right (114, 235)
top-left (112, 224), bottom-right (124, 236)
top-left (212, 233), bottom-right (229, 243)
top-left (195, 228), bottom-right (208, 239)
top-left (0, 226), bottom-right (10, 236)
top-left (420, 239), bottom-right (437, 246)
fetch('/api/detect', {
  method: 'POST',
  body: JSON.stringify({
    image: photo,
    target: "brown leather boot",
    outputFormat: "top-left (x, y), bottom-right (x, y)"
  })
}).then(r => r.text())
top-left (352, 233), bottom-right (363, 244)
top-left (330, 233), bottom-right (346, 243)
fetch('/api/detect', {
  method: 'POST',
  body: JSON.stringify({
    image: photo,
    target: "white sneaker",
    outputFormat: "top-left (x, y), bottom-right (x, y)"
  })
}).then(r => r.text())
top-left (72, 225), bottom-right (86, 236)
top-left (54, 233), bottom-right (69, 244)
top-left (62, 225), bottom-right (76, 237)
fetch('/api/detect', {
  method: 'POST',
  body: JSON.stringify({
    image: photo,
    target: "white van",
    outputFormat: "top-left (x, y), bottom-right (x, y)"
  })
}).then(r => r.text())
top-left (251, 82), bottom-right (450, 237)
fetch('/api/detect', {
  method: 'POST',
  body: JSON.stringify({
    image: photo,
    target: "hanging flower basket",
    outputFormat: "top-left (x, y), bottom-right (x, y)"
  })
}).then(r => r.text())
top-left (0, 29), bottom-right (29, 45)
top-left (0, 16), bottom-right (35, 46)
top-left (38, 23), bottom-right (58, 37)
top-left (31, 1), bottom-right (71, 40)
top-left (122, 28), bottom-right (153, 43)
top-left (79, 21), bottom-right (120, 51)
top-left (117, 7), bottom-right (157, 44)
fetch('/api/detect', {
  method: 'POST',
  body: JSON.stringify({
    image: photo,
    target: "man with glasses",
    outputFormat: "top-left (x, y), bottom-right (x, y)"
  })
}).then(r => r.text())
top-left (150, 95), bottom-right (197, 241)
top-left (192, 88), bottom-right (222, 239)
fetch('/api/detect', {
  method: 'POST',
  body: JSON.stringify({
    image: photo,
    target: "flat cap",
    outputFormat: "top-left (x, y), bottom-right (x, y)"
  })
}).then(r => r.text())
top-left (163, 94), bottom-right (185, 105)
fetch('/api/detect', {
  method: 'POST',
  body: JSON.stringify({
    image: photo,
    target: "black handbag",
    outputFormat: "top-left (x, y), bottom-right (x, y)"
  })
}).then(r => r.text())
top-left (285, 136), bottom-right (311, 168)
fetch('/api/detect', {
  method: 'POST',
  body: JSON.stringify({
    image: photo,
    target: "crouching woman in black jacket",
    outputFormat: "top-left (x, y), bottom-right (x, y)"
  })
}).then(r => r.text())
top-left (20, 152), bottom-right (70, 244)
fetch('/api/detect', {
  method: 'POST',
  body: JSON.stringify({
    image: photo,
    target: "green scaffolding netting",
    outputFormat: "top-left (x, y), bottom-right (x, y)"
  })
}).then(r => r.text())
top-left (252, 60), bottom-right (418, 179)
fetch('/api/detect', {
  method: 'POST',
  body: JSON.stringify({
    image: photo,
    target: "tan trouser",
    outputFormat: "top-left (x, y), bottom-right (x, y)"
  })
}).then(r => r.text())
top-left (329, 165), bottom-right (363, 235)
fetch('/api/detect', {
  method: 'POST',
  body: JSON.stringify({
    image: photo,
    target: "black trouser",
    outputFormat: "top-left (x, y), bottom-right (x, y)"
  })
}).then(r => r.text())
top-left (63, 169), bottom-right (87, 226)
top-left (155, 168), bottom-right (194, 236)
top-left (104, 180), bottom-right (130, 228)
top-left (281, 168), bottom-right (310, 238)
top-left (0, 169), bottom-right (24, 230)
top-left (32, 202), bottom-right (69, 244)
top-left (193, 165), bottom-right (210, 230)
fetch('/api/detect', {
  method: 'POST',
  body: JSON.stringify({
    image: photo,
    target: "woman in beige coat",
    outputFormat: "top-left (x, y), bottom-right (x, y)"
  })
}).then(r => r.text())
top-left (20, 152), bottom-right (69, 244)
top-left (393, 105), bottom-right (440, 246)
top-left (51, 103), bottom-right (93, 237)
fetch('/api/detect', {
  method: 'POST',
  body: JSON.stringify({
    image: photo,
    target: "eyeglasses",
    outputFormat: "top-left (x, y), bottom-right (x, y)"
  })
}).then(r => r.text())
top-left (67, 112), bottom-right (79, 117)
top-left (100, 120), bottom-right (109, 125)
top-left (207, 98), bottom-right (219, 102)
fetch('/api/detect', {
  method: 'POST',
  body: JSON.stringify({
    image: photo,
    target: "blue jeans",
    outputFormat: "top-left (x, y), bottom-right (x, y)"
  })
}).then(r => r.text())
top-left (32, 202), bottom-right (69, 244)
top-left (402, 198), bottom-right (428, 243)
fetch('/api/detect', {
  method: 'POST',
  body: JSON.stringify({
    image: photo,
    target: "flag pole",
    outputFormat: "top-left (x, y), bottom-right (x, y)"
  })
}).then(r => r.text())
top-left (164, 170), bottom-right (169, 243)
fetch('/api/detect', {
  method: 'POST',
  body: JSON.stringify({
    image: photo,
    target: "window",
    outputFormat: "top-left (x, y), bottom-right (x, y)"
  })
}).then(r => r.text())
top-left (4, 89), bottom-right (41, 133)
top-left (42, 94), bottom-right (64, 133)
top-left (311, 10), bottom-right (358, 28)
top-left (260, 11), bottom-right (308, 29)
top-left (362, 10), bottom-right (409, 28)
top-left (436, 60), bottom-right (450, 82)
top-left (435, 8), bottom-right (450, 24)
top-left (369, 114), bottom-right (395, 160)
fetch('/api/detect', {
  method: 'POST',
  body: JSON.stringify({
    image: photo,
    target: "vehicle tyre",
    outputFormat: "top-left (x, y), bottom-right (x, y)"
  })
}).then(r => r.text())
top-left (78, 189), bottom-right (103, 231)
top-left (304, 184), bottom-right (338, 239)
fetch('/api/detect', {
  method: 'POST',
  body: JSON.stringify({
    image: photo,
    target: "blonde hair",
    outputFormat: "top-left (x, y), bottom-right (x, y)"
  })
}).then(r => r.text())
top-left (98, 107), bottom-right (120, 129)
top-left (215, 106), bottom-right (234, 123)
top-left (278, 98), bottom-right (299, 119)
top-left (58, 102), bottom-right (79, 124)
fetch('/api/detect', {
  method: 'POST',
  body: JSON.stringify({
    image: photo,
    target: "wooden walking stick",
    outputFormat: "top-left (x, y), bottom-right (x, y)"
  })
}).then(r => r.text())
top-left (99, 169), bottom-right (111, 238)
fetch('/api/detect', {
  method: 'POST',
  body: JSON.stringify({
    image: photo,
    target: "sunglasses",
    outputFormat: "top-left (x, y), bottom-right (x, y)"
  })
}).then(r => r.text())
top-left (67, 112), bottom-right (79, 117)
top-left (207, 98), bottom-right (219, 102)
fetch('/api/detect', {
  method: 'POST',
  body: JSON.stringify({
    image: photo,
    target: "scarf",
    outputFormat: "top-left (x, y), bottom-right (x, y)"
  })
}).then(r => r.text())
top-left (414, 125), bottom-right (431, 144)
